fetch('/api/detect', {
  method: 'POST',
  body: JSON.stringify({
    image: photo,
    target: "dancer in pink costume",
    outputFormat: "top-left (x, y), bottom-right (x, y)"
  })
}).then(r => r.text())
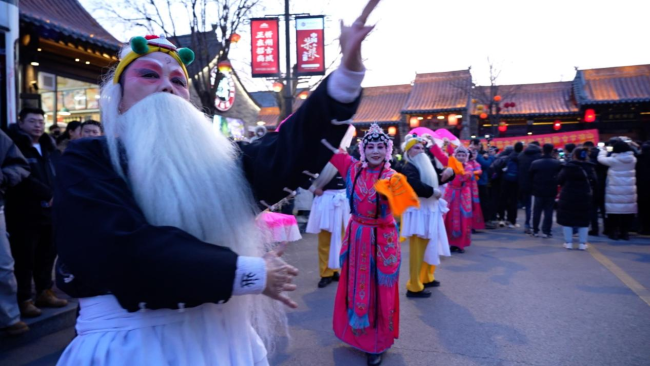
top-left (466, 152), bottom-right (485, 230)
top-left (443, 146), bottom-right (474, 253)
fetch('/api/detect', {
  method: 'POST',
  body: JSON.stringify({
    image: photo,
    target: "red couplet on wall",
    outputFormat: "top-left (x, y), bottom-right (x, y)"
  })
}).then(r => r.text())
top-left (295, 16), bottom-right (326, 76)
top-left (251, 18), bottom-right (280, 78)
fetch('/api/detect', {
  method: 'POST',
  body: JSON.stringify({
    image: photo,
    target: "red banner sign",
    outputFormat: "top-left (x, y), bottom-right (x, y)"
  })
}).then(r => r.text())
top-left (295, 16), bottom-right (325, 76)
top-left (251, 18), bottom-right (280, 78)
top-left (464, 129), bottom-right (600, 151)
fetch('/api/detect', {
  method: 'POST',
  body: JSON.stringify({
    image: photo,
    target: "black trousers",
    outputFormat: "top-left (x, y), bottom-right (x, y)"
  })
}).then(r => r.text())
top-left (9, 224), bottom-right (55, 303)
top-left (638, 197), bottom-right (650, 234)
top-left (479, 185), bottom-right (490, 222)
top-left (499, 180), bottom-right (519, 225)
top-left (607, 214), bottom-right (634, 238)
top-left (532, 196), bottom-right (555, 235)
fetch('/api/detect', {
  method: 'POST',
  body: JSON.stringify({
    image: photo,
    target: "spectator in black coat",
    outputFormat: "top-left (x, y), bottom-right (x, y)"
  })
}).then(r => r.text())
top-left (6, 108), bottom-right (67, 319)
top-left (636, 143), bottom-right (650, 235)
top-left (518, 142), bottom-right (541, 233)
top-left (490, 146), bottom-right (513, 226)
top-left (529, 144), bottom-right (561, 238)
top-left (498, 142), bottom-right (523, 228)
top-left (557, 148), bottom-right (597, 250)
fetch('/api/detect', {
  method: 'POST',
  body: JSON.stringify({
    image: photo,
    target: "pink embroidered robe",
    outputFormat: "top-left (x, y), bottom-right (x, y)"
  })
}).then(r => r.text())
top-left (442, 167), bottom-right (473, 249)
top-left (330, 153), bottom-right (400, 354)
top-left (466, 160), bottom-right (485, 230)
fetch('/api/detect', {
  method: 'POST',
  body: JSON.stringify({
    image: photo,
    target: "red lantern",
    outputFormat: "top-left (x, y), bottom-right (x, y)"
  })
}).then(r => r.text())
top-left (409, 117), bottom-right (420, 128)
top-left (510, 102), bottom-right (516, 108)
top-left (272, 81), bottom-right (284, 92)
top-left (229, 33), bottom-right (241, 43)
top-left (387, 126), bottom-right (397, 136)
top-left (298, 90), bottom-right (309, 100)
top-left (584, 108), bottom-right (596, 123)
top-left (479, 112), bottom-right (488, 119)
top-left (503, 102), bottom-right (510, 108)
top-left (217, 59), bottom-right (232, 73)
top-left (448, 114), bottom-right (458, 126)
top-left (553, 120), bottom-right (562, 131)
top-left (498, 122), bottom-right (507, 133)
top-left (494, 95), bottom-right (502, 102)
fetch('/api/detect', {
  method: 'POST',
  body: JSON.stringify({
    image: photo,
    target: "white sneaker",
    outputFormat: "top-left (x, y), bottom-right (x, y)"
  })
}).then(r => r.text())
top-left (498, 221), bottom-right (506, 227)
top-left (578, 243), bottom-right (588, 251)
top-left (507, 224), bottom-right (515, 229)
top-left (564, 243), bottom-right (573, 250)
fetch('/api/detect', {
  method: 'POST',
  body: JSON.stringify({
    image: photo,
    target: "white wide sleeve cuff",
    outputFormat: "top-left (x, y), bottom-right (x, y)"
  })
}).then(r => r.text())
top-left (327, 66), bottom-right (366, 104)
top-left (232, 256), bottom-right (267, 296)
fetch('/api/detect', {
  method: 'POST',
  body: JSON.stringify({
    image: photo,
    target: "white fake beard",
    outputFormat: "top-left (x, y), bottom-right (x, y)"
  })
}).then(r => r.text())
top-left (102, 90), bottom-right (286, 351)
top-left (409, 152), bottom-right (439, 189)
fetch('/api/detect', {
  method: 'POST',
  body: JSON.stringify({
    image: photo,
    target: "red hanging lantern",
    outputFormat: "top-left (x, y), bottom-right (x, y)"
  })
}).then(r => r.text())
top-left (498, 122), bottom-right (508, 133)
top-left (480, 112), bottom-right (488, 119)
top-left (584, 108), bottom-right (596, 123)
top-left (298, 90), bottom-right (309, 100)
top-left (217, 59), bottom-right (232, 73)
top-left (229, 33), bottom-right (241, 43)
top-left (387, 126), bottom-right (397, 136)
top-left (510, 102), bottom-right (516, 108)
top-left (553, 120), bottom-right (562, 131)
top-left (272, 81), bottom-right (284, 92)
top-left (409, 116), bottom-right (420, 128)
top-left (494, 95), bottom-right (502, 102)
top-left (448, 114), bottom-right (458, 126)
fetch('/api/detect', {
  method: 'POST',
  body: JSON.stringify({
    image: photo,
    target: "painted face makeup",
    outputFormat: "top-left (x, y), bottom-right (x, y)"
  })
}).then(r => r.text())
top-left (119, 52), bottom-right (190, 113)
top-left (408, 143), bottom-right (424, 158)
top-left (365, 141), bottom-right (387, 167)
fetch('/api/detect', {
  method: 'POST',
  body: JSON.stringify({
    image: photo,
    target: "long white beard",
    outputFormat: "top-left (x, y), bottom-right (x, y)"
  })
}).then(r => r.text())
top-left (409, 152), bottom-right (439, 189)
top-left (101, 90), bottom-right (286, 351)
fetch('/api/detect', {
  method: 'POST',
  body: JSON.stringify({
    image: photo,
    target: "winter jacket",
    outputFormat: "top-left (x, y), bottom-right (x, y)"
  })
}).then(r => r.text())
top-left (476, 154), bottom-right (494, 186)
top-left (0, 129), bottom-right (30, 205)
top-left (517, 144), bottom-right (542, 193)
top-left (489, 149), bottom-right (513, 181)
top-left (5, 123), bottom-right (60, 227)
top-left (401, 160), bottom-right (454, 198)
top-left (557, 161), bottom-right (597, 227)
top-left (529, 155), bottom-right (561, 198)
top-left (597, 149), bottom-right (637, 214)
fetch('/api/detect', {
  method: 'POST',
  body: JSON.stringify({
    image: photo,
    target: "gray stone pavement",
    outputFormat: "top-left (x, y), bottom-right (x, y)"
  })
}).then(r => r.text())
top-left (2, 223), bottom-right (650, 366)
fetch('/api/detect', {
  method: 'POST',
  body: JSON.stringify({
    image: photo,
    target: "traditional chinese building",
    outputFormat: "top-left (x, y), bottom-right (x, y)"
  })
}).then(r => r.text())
top-left (473, 82), bottom-right (581, 138)
top-left (573, 64), bottom-right (650, 141)
top-left (19, 0), bottom-right (120, 126)
top-left (351, 84), bottom-right (411, 145)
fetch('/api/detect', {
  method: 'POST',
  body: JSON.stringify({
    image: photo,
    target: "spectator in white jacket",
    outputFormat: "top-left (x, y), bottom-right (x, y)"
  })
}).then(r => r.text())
top-left (598, 141), bottom-right (637, 240)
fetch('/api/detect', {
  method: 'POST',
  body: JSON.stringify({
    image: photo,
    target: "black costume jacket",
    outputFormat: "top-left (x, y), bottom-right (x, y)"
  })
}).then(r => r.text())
top-left (53, 76), bottom-right (360, 312)
top-left (401, 161), bottom-right (454, 198)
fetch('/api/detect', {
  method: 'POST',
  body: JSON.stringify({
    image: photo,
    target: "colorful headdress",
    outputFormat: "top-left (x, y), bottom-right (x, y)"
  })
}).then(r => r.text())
top-left (113, 35), bottom-right (195, 84)
top-left (402, 133), bottom-right (425, 154)
top-left (359, 123), bottom-right (393, 168)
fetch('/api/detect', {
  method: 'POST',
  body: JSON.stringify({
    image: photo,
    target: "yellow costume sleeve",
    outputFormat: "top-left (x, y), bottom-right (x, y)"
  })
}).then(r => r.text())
top-left (448, 156), bottom-right (466, 175)
top-left (374, 173), bottom-right (420, 216)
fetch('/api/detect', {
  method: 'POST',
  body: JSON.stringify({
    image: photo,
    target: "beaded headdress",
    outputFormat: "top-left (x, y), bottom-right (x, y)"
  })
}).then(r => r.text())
top-left (359, 123), bottom-right (393, 168)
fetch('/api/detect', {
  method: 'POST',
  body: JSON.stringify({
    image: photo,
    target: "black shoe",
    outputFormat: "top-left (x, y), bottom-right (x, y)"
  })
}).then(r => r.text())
top-left (332, 272), bottom-right (340, 282)
top-left (424, 280), bottom-right (440, 288)
top-left (608, 234), bottom-right (619, 241)
top-left (457, 248), bottom-right (465, 253)
top-left (620, 233), bottom-right (630, 241)
top-left (450, 246), bottom-right (459, 253)
top-left (406, 290), bottom-right (432, 298)
top-left (588, 230), bottom-right (599, 236)
top-left (318, 277), bottom-right (333, 288)
top-left (367, 352), bottom-right (383, 366)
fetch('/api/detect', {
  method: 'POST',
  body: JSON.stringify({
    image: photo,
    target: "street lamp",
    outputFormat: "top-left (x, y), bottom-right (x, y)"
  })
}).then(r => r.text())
top-left (272, 81), bottom-right (284, 93)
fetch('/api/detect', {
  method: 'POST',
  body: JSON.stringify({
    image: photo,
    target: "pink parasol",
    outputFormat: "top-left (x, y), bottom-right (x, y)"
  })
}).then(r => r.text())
top-left (256, 211), bottom-right (302, 243)
top-left (434, 128), bottom-right (461, 147)
top-left (408, 127), bottom-right (439, 138)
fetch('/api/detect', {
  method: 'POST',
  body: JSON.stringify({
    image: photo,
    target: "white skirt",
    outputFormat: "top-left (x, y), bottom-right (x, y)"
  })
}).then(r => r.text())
top-left (306, 189), bottom-right (350, 269)
top-left (57, 295), bottom-right (268, 366)
top-left (401, 198), bottom-right (451, 266)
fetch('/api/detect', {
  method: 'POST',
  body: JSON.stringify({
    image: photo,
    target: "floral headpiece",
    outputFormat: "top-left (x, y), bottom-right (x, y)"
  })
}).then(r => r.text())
top-left (113, 35), bottom-right (195, 84)
top-left (359, 123), bottom-right (393, 168)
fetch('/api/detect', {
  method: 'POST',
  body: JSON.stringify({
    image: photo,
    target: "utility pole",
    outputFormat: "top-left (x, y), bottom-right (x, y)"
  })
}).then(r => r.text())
top-left (281, 0), bottom-right (293, 121)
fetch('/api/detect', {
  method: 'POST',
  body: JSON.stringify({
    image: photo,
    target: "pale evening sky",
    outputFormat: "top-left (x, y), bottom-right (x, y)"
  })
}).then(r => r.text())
top-left (81, 0), bottom-right (649, 91)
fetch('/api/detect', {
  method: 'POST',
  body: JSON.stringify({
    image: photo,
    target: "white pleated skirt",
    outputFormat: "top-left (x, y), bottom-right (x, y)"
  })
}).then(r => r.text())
top-left (57, 295), bottom-right (268, 366)
top-left (306, 189), bottom-right (350, 269)
top-left (401, 198), bottom-right (451, 266)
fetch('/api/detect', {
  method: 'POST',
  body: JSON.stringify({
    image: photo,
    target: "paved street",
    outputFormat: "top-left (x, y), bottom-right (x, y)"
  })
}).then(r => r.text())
top-left (3, 222), bottom-right (650, 366)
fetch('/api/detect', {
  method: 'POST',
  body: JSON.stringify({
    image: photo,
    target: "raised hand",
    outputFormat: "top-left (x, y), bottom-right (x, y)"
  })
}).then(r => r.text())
top-left (339, 0), bottom-right (381, 71)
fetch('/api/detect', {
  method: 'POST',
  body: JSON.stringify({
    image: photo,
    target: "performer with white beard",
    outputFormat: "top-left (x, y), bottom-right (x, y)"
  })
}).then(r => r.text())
top-left (400, 135), bottom-right (454, 298)
top-left (306, 162), bottom-right (350, 288)
top-left (51, 2), bottom-right (379, 364)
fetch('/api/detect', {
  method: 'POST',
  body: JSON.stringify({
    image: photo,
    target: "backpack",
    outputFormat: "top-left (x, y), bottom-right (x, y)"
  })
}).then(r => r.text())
top-left (503, 157), bottom-right (519, 182)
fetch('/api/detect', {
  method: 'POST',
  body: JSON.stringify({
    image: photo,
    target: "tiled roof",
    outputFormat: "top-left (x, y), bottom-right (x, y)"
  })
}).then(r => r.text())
top-left (353, 84), bottom-right (411, 124)
top-left (574, 64), bottom-right (650, 104)
top-left (258, 107), bottom-right (280, 126)
top-left (20, 0), bottom-right (120, 50)
top-left (402, 70), bottom-right (471, 113)
top-left (472, 82), bottom-right (579, 116)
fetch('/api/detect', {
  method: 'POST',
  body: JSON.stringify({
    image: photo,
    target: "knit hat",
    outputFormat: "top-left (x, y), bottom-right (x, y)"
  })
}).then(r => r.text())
top-left (113, 35), bottom-right (195, 84)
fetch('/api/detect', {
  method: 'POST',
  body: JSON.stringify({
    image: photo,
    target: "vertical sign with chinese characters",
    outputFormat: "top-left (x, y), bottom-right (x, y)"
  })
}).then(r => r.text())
top-left (250, 18), bottom-right (280, 78)
top-left (295, 16), bottom-right (325, 76)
